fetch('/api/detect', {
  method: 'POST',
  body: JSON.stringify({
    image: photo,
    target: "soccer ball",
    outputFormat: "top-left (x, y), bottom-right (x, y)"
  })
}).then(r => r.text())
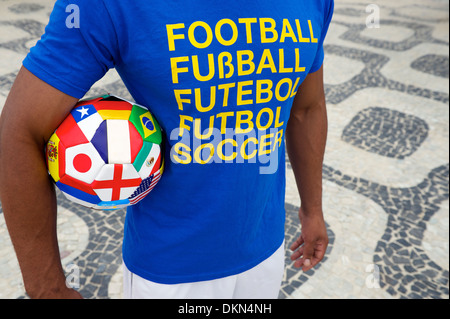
top-left (46, 94), bottom-right (164, 210)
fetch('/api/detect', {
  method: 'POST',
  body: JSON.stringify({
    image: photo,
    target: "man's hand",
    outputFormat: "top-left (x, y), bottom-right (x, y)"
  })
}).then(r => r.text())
top-left (285, 65), bottom-right (329, 272)
top-left (289, 207), bottom-right (328, 272)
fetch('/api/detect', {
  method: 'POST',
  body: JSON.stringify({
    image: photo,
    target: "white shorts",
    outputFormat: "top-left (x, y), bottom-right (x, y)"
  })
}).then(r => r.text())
top-left (123, 242), bottom-right (285, 299)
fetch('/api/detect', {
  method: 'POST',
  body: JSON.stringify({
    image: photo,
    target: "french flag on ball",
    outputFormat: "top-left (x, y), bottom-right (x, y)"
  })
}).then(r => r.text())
top-left (91, 120), bottom-right (143, 164)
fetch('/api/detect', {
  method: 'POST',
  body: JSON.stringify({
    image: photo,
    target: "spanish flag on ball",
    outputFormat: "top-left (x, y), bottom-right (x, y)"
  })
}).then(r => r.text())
top-left (46, 94), bottom-right (164, 210)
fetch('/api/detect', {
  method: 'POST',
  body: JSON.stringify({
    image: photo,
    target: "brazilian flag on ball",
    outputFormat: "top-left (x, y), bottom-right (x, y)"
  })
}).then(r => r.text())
top-left (46, 94), bottom-right (164, 210)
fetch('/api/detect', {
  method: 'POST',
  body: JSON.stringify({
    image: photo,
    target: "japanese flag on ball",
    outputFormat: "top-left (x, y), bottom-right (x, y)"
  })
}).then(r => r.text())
top-left (46, 94), bottom-right (164, 210)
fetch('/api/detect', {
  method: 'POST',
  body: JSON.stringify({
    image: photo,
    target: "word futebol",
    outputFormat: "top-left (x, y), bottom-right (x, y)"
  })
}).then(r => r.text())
top-left (178, 303), bottom-right (272, 316)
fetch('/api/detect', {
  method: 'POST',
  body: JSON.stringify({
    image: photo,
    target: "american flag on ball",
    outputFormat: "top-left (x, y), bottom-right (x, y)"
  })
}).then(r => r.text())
top-left (129, 170), bottom-right (162, 205)
top-left (46, 94), bottom-right (164, 210)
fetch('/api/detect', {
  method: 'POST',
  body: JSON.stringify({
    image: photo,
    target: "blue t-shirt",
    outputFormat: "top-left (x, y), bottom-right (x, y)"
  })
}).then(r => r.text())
top-left (24, 0), bottom-right (333, 284)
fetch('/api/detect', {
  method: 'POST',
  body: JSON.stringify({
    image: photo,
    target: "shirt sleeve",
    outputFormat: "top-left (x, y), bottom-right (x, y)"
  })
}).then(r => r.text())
top-left (309, 0), bottom-right (334, 73)
top-left (22, 0), bottom-right (119, 99)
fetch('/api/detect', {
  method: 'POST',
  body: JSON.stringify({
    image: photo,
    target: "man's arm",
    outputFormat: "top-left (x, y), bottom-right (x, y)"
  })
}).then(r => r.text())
top-left (0, 67), bottom-right (82, 298)
top-left (286, 65), bottom-right (329, 272)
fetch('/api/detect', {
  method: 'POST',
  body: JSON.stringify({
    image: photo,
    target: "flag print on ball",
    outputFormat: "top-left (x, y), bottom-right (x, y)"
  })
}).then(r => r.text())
top-left (46, 94), bottom-right (164, 210)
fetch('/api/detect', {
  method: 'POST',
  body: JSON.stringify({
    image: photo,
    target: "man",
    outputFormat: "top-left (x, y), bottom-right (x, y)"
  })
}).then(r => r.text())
top-left (0, 0), bottom-right (333, 298)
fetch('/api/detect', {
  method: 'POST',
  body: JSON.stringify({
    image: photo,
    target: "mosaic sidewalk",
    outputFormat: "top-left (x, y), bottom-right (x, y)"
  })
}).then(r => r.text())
top-left (0, 0), bottom-right (448, 299)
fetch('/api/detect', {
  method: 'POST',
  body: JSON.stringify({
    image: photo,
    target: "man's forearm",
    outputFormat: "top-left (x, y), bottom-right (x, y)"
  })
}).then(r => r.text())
top-left (285, 98), bottom-right (327, 213)
top-left (0, 125), bottom-right (68, 298)
top-left (0, 67), bottom-right (81, 298)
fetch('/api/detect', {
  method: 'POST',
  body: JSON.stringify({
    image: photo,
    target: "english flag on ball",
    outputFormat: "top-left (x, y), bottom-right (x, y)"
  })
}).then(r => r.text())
top-left (46, 95), bottom-right (164, 210)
